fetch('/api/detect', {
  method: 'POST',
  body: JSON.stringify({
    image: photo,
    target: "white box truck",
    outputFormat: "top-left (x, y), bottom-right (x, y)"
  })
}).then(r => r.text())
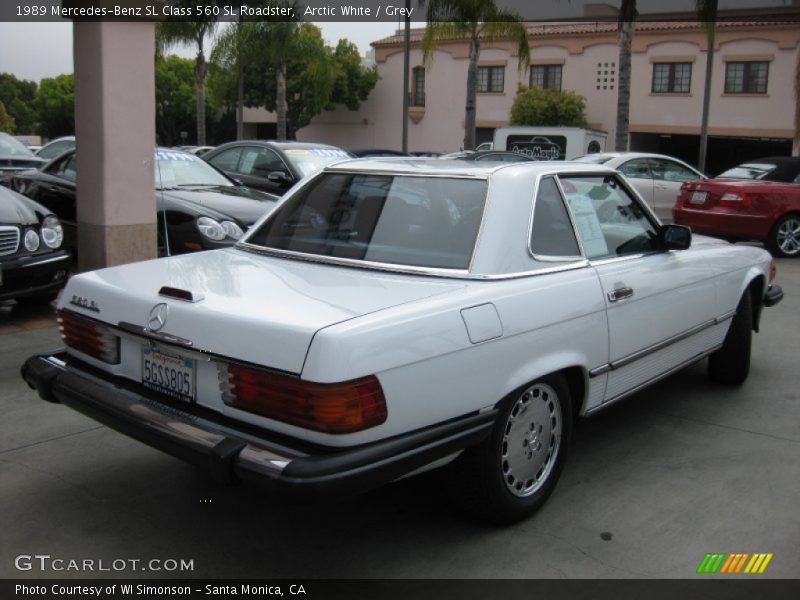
top-left (491, 127), bottom-right (608, 160)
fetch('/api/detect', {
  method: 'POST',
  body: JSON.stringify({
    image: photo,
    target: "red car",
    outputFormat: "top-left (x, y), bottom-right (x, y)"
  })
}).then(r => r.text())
top-left (673, 157), bottom-right (800, 257)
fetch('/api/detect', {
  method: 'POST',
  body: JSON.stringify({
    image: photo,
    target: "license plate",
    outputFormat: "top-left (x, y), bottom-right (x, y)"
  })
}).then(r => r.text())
top-left (690, 190), bottom-right (708, 204)
top-left (142, 347), bottom-right (196, 402)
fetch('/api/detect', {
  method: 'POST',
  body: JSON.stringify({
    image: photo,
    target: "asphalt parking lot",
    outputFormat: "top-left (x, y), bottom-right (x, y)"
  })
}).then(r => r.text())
top-left (1, 255), bottom-right (798, 580)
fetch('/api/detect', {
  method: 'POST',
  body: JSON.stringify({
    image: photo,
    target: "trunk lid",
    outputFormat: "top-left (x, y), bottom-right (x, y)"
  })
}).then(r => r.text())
top-left (59, 248), bottom-right (465, 374)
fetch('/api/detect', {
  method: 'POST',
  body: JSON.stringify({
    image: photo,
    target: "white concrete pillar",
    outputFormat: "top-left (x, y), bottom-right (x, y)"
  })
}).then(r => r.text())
top-left (73, 21), bottom-right (157, 271)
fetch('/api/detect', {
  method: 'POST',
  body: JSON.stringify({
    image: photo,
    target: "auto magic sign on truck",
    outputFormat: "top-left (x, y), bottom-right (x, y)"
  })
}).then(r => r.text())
top-left (493, 127), bottom-right (608, 160)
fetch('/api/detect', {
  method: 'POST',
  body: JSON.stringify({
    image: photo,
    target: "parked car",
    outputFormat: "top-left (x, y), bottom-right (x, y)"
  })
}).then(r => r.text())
top-left (186, 145), bottom-right (215, 157)
top-left (35, 136), bottom-right (76, 161)
top-left (203, 141), bottom-right (350, 196)
top-left (348, 148), bottom-right (410, 158)
top-left (455, 150), bottom-right (537, 163)
top-left (0, 185), bottom-right (69, 304)
top-left (22, 160), bottom-right (783, 524)
top-left (0, 132), bottom-right (46, 187)
top-left (714, 156), bottom-right (800, 182)
top-left (673, 158), bottom-right (800, 257)
top-left (11, 148), bottom-right (279, 256)
top-left (573, 152), bottom-right (705, 220)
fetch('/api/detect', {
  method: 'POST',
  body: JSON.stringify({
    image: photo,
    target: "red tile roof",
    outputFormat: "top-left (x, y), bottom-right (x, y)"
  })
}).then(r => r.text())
top-left (371, 21), bottom-right (793, 47)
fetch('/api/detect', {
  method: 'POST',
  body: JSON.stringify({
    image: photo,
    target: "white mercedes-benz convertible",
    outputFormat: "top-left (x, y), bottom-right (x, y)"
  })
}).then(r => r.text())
top-left (23, 160), bottom-right (783, 523)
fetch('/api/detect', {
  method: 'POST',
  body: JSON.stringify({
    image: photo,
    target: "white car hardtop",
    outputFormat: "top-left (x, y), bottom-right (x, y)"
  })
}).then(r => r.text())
top-left (23, 158), bottom-right (783, 524)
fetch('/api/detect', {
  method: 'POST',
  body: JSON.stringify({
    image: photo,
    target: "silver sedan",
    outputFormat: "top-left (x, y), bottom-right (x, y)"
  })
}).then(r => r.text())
top-left (574, 152), bottom-right (705, 220)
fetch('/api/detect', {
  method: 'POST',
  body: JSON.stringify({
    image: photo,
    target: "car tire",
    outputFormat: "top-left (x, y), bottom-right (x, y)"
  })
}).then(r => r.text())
top-left (708, 290), bottom-right (752, 385)
top-left (449, 373), bottom-right (573, 525)
top-left (766, 213), bottom-right (800, 258)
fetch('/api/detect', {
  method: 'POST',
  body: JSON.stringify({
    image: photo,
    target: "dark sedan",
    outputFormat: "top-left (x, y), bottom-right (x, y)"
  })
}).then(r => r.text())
top-left (0, 185), bottom-right (70, 304)
top-left (0, 132), bottom-right (46, 187)
top-left (11, 148), bottom-right (280, 256)
top-left (203, 141), bottom-right (350, 196)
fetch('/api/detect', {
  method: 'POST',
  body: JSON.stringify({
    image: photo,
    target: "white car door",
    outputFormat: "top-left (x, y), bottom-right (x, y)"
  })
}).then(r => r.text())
top-left (647, 157), bottom-right (704, 221)
top-left (559, 173), bottom-right (719, 406)
top-left (617, 158), bottom-right (655, 212)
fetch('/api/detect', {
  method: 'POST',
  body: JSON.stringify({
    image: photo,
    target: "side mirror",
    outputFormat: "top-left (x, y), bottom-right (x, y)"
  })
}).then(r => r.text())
top-left (267, 171), bottom-right (293, 185)
top-left (660, 224), bottom-right (692, 251)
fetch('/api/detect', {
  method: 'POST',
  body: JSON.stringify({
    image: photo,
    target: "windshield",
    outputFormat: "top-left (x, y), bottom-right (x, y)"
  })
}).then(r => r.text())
top-left (155, 150), bottom-right (233, 189)
top-left (717, 163), bottom-right (776, 180)
top-left (282, 147), bottom-right (351, 178)
top-left (0, 133), bottom-right (35, 157)
top-left (573, 154), bottom-right (613, 164)
top-left (244, 173), bottom-right (488, 270)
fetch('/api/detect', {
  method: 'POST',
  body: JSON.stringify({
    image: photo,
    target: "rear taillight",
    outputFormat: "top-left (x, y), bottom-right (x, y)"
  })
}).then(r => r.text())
top-left (770, 261), bottom-right (777, 283)
top-left (719, 191), bottom-right (751, 208)
top-left (218, 362), bottom-right (387, 433)
top-left (58, 310), bottom-right (120, 364)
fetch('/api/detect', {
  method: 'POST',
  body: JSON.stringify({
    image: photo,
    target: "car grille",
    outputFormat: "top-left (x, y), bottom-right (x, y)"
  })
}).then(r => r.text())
top-left (0, 226), bottom-right (21, 256)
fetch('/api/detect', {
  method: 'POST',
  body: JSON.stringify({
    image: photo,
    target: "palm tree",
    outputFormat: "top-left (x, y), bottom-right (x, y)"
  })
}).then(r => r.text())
top-left (260, 19), bottom-right (298, 141)
top-left (615, 0), bottom-right (637, 151)
top-left (156, 21), bottom-right (218, 145)
top-left (420, 0), bottom-right (530, 150)
top-left (211, 21), bottom-right (257, 140)
top-left (696, 0), bottom-right (718, 172)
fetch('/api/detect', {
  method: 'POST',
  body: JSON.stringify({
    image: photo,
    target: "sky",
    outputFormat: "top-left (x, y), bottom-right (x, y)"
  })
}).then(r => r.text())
top-left (0, 21), bottom-right (402, 82)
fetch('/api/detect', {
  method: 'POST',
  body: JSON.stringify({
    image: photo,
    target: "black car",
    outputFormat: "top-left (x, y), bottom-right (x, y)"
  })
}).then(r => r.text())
top-left (203, 141), bottom-right (350, 196)
top-left (454, 151), bottom-right (537, 163)
top-left (715, 156), bottom-right (800, 183)
top-left (0, 185), bottom-right (70, 304)
top-left (0, 132), bottom-right (46, 188)
top-left (11, 148), bottom-right (280, 256)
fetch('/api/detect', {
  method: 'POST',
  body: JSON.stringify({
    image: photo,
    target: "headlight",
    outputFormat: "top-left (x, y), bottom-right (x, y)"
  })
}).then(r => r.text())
top-left (196, 216), bottom-right (226, 241)
top-left (221, 220), bottom-right (244, 240)
top-left (24, 229), bottom-right (40, 251)
top-left (41, 215), bottom-right (63, 249)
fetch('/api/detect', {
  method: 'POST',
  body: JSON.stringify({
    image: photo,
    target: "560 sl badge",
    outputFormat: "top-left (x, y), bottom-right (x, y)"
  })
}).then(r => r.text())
top-left (69, 295), bottom-right (100, 313)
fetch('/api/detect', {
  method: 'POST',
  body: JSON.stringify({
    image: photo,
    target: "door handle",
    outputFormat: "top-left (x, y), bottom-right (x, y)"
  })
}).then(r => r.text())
top-left (48, 186), bottom-right (59, 192)
top-left (608, 287), bottom-right (634, 302)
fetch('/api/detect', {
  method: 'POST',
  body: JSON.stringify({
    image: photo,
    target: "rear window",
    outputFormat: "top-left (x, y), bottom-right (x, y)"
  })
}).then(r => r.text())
top-left (573, 154), bottom-right (613, 164)
top-left (717, 163), bottom-right (776, 180)
top-left (244, 173), bottom-right (487, 269)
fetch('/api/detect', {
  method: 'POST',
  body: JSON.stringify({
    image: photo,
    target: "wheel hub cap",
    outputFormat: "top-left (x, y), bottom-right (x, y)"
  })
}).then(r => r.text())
top-left (777, 218), bottom-right (800, 255)
top-left (501, 383), bottom-right (562, 498)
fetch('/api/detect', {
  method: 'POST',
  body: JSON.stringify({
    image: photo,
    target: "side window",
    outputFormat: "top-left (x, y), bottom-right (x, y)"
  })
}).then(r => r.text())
top-left (238, 147), bottom-right (285, 177)
top-left (46, 154), bottom-right (72, 179)
top-left (530, 177), bottom-right (581, 258)
top-left (649, 158), bottom-right (698, 182)
top-left (619, 158), bottom-right (652, 180)
top-left (208, 147), bottom-right (242, 172)
top-left (61, 155), bottom-right (77, 182)
top-left (560, 175), bottom-right (659, 260)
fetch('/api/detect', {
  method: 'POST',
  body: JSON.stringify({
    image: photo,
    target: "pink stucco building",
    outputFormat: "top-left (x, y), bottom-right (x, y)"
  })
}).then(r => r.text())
top-left (296, 21), bottom-right (800, 174)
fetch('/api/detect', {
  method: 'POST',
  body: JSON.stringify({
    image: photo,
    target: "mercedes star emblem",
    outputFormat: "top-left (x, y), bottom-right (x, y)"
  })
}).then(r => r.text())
top-left (147, 303), bottom-right (169, 332)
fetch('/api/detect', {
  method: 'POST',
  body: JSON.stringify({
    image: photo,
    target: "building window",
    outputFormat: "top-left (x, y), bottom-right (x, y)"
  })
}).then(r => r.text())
top-left (724, 61), bottom-right (769, 94)
top-left (410, 67), bottom-right (425, 106)
top-left (529, 65), bottom-right (562, 90)
top-left (652, 62), bottom-right (692, 93)
top-left (477, 66), bottom-right (505, 93)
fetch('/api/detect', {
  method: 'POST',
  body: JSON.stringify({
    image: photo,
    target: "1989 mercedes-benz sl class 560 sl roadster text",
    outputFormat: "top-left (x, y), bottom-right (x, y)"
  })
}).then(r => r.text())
top-left (22, 160), bottom-right (784, 523)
